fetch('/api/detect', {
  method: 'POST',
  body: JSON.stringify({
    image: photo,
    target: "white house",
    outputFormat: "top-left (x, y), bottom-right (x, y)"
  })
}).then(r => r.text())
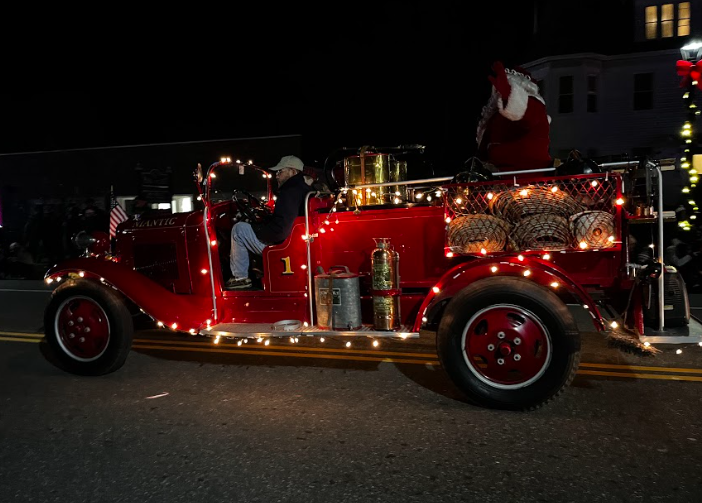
top-left (522, 0), bottom-right (701, 162)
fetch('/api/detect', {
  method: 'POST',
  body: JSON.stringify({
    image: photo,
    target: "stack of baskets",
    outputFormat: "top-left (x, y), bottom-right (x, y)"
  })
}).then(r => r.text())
top-left (447, 184), bottom-right (616, 254)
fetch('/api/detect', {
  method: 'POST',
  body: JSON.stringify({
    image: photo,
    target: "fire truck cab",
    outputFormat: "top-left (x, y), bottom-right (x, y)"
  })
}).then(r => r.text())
top-left (42, 146), bottom-right (691, 410)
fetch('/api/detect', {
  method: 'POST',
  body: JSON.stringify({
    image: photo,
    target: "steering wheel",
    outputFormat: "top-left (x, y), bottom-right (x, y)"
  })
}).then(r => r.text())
top-left (232, 189), bottom-right (270, 223)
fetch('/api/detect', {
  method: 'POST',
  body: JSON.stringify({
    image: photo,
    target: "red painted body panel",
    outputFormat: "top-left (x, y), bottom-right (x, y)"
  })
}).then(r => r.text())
top-left (47, 170), bottom-right (635, 336)
top-left (411, 256), bottom-right (605, 333)
top-left (45, 258), bottom-right (214, 331)
top-left (314, 205), bottom-right (448, 288)
top-left (545, 250), bottom-right (623, 289)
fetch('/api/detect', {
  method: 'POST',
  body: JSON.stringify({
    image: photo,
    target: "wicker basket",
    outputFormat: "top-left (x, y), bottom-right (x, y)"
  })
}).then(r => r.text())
top-left (509, 214), bottom-right (571, 251)
top-left (447, 214), bottom-right (511, 254)
top-left (490, 186), bottom-right (584, 223)
top-left (570, 211), bottom-right (616, 248)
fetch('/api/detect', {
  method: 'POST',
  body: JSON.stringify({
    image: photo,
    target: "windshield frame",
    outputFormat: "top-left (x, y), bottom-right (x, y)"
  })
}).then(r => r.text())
top-left (198, 158), bottom-right (273, 210)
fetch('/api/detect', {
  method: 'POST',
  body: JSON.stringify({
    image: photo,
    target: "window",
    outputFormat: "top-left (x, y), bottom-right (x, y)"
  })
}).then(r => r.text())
top-left (558, 76), bottom-right (573, 114)
top-left (645, 6), bottom-right (658, 39)
top-left (634, 73), bottom-right (654, 110)
top-left (661, 3), bottom-right (674, 37)
top-left (678, 2), bottom-right (690, 36)
top-left (587, 75), bottom-right (598, 113)
top-left (644, 3), bottom-right (690, 39)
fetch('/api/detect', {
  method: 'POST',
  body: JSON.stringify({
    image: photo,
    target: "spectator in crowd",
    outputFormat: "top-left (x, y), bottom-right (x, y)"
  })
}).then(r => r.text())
top-left (0, 244), bottom-right (7, 279)
top-left (43, 204), bottom-right (64, 265)
top-left (7, 242), bottom-right (35, 279)
top-left (63, 205), bottom-right (83, 259)
top-left (665, 237), bottom-right (683, 266)
top-left (673, 239), bottom-right (702, 291)
top-left (23, 203), bottom-right (44, 263)
top-left (82, 198), bottom-right (108, 234)
top-left (133, 194), bottom-right (151, 218)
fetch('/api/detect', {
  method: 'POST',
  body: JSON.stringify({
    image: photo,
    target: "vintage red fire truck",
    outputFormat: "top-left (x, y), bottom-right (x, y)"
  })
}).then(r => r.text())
top-left (42, 146), bottom-right (694, 410)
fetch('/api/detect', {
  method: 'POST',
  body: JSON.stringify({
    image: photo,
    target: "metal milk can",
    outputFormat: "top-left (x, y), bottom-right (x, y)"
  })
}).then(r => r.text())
top-left (314, 266), bottom-right (362, 330)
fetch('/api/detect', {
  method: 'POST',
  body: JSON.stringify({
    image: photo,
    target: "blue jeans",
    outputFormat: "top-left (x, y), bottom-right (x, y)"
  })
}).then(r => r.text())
top-left (229, 222), bottom-right (267, 279)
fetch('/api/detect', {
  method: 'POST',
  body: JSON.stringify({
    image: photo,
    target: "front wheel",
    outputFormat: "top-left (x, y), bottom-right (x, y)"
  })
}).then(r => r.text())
top-left (437, 276), bottom-right (580, 410)
top-left (43, 279), bottom-right (133, 375)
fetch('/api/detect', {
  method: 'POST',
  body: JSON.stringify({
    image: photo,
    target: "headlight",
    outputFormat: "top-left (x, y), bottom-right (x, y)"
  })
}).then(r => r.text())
top-left (73, 231), bottom-right (96, 250)
top-left (74, 231), bottom-right (111, 256)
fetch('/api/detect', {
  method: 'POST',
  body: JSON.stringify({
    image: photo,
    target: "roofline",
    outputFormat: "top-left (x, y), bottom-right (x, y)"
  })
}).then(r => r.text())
top-left (522, 48), bottom-right (681, 68)
top-left (0, 134), bottom-right (303, 158)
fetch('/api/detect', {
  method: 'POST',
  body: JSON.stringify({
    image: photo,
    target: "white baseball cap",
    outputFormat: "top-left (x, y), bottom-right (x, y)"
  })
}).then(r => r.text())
top-left (270, 155), bottom-right (304, 172)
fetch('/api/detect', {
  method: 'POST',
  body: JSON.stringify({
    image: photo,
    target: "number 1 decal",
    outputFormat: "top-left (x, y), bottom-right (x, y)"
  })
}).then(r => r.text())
top-left (281, 256), bottom-right (293, 275)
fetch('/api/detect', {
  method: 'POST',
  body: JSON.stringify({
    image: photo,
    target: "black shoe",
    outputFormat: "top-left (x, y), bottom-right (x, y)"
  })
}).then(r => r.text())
top-left (225, 277), bottom-right (252, 290)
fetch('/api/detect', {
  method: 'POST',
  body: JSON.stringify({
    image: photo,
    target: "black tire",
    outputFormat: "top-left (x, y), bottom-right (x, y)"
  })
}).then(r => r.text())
top-left (43, 279), bottom-right (133, 375)
top-left (436, 276), bottom-right (580, 410)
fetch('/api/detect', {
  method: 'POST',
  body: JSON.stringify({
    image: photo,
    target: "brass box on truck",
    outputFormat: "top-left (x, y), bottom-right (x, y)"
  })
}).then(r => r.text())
top-left (343, 152), bottom-right (407, 206)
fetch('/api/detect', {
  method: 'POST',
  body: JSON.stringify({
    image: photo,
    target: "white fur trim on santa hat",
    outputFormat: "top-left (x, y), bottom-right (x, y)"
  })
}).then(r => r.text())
top-left (476, 69), bottom-right (546, 146)
top-left (498, 72), bottom-right (545, 121)
top-left (498, 85), bottom-right (528, 121)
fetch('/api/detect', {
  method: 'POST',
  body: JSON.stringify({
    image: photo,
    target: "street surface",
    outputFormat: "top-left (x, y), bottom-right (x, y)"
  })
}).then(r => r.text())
top-left (1, 281), bottom-right (702, 502)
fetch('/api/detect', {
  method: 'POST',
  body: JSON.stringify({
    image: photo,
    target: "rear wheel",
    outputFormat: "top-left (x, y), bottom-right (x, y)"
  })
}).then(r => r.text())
top-left (437, 276), bottom-right (580, 410)
top-left (43, 279), bottom-right (133, 375)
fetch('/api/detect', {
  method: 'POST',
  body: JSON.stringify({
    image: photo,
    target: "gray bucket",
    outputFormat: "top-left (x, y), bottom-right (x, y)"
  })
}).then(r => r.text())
top-left (315, 266), bottom-right (362, 330)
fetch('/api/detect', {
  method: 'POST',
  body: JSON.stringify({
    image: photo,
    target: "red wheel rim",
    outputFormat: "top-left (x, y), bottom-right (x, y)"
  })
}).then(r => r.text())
top-left (54, 296), bottom-right (110, 362)
top-left (461, 304), bottom-right (552, 389)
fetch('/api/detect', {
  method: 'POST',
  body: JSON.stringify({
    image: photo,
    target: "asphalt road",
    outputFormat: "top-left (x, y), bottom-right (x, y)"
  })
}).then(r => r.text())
top-left (1, 281), bottom-right (702, 502)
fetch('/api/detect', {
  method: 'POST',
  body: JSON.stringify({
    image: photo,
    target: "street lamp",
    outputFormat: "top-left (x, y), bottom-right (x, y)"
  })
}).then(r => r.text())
top-left (680, 41), bottom-right (702, 62)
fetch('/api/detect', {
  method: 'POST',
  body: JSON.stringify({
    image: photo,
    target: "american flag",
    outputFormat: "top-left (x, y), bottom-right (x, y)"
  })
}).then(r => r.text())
top-left (109, 193), bottom-right (128, 238)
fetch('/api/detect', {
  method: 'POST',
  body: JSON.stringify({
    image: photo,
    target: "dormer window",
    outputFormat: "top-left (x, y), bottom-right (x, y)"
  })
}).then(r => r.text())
top-left (645, 2), bottom-right (690, 39)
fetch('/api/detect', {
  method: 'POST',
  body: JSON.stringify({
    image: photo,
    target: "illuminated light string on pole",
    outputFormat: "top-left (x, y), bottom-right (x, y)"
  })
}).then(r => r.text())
top-left (677, 41), bottom-right (702, 230)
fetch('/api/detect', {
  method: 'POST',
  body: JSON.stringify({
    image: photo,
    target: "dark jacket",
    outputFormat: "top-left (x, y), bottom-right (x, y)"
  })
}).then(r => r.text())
top-left (252, 172), bottom-right (313, 245)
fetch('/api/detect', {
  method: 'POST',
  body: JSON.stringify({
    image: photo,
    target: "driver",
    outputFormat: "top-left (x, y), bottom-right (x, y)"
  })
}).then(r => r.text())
top-left (226, 155), bottom-right (313, 290)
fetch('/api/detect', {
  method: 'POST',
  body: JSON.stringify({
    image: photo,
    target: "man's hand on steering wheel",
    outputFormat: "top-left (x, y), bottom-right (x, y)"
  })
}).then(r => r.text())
top-left (232, 190), bottom-right (271, 223)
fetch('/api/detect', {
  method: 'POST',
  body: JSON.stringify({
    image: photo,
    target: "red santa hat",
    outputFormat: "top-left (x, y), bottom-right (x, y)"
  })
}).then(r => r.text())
top-left (476, 65), bottom-right (547, 146)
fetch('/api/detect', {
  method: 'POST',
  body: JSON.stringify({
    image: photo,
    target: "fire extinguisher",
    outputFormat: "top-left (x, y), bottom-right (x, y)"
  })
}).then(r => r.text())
top-left (371, 238), bottom-right (401, 330)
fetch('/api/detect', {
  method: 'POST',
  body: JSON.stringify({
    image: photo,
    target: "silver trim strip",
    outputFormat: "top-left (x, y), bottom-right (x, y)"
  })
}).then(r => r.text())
top-left (304, 191), bottom-right (318, 327)
top-left (202, 205), bottom-right (218, 323)
top-left (655, 162), bottom-right (665, 331)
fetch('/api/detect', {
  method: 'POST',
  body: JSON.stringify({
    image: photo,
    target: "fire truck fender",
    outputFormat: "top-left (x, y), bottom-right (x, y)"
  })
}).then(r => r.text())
top-left (45, 259), bottom-right (214, 332)
top-left (413, 257), bottom-right (605, 333)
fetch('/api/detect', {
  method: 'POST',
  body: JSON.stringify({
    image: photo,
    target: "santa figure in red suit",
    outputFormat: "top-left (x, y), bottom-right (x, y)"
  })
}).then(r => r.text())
top-left (476, 61), bottom-right (552, 173)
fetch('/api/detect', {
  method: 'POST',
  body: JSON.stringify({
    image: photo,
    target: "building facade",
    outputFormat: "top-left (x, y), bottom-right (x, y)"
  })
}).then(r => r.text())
top-left (522, 0), bottom-right (701, 161)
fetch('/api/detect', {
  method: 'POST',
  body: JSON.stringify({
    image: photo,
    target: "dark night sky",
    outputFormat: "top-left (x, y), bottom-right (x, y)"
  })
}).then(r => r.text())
top-left (0, 2), bottom-right (536, 171)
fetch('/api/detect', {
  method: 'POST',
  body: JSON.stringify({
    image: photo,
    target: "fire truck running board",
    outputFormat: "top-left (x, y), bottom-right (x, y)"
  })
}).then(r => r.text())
top-left (639, 316), bottom-right (702, 345)
top-left (201, 323), bottom-right (419, 339)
